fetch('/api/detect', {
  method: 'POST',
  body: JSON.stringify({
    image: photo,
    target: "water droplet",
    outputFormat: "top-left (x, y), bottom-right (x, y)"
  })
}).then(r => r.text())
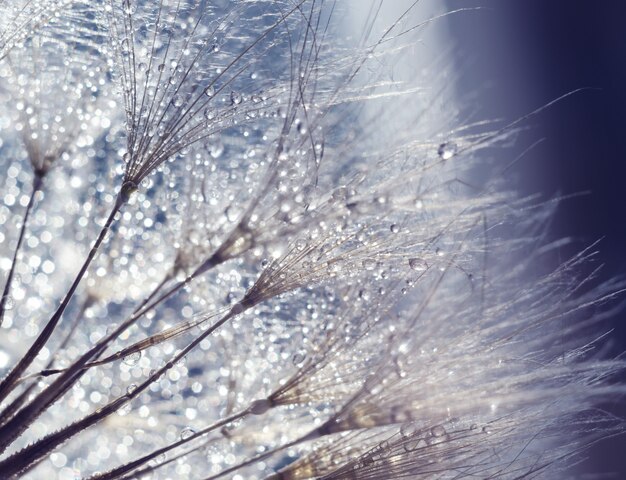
top-left (390, 224), bottom-right (400, 233)
top-left (180, 427), bottom-right (195, 440)
top-left (204, 108), bottom-right (215, 122)
top-left (326, 261), bottom-right (341, 274)
top-left (400, 423), bottom-right (416, 438)
top-left (402, 438), bottom-right (423, 453)
top-left (122, 152), bottom-right (131, 163)
top-left (375, 441), bottom-right (391, 460)
top-left (292, 352), bottom-right (306, 365)
top-left (207, 140), bottom-right (224, 159)
top-left (393, 357), bottom-right (407, 378)
top-left (431, 425), bottom-right (446, 437)
top-left (122, 351), bottom-right (141, 366)
top-left (408, 258), bottom-right (427, 272)
top-left (2, 296), bottom-right (14, 310)
top-left (119, 38), bottom-right (130, 54)
top-left (482, 426), bottom-right (491, 434)
top-left (224, 206), bottom-right (240, 222)
top-left (157, 63), bottom-right (166, 72)
top-left (437, 141), bottom-right (458, 160)
top-left (204, 85), bottom-right (215, 97)
top-left (230, 91), bottom-right (242, 105)
top-left (294, 239), bottom-right (307, 251)
top-left (126, 384), bottom-right (137, 395)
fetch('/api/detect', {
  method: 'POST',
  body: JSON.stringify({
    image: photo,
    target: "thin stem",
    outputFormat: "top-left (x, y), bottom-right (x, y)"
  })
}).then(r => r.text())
top-left (0, 191), bottom-right (125, 429)
top-left (0, 381), bottom-right (34, 429)
top-left (18, 255), bottom-right (220, 381)
top-left (90, 409), bottom-right (249, 480)
top-left (203, 428), bottom-right (321, 480)
top-left (34, 273), bottom-right (177, 391)
top-left (0, 296), bottom-right (95, 427)
top-left (0, 253), bottom-right (222, 455)
top-left (0, 304), bottom-right (241, 475)
top-left (136, 268), bottom-right (174, 312)
top-left (119, 440), bottom-right (209, 480)
top-left (0, 173), bottom-right (43, 327)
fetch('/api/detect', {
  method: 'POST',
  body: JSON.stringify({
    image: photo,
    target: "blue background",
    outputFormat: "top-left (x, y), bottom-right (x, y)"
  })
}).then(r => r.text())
top-left (446, 1), bottom-right (626, 476)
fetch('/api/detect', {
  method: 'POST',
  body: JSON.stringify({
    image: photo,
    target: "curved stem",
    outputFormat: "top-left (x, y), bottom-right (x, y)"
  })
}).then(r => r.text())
top-left (0, 193), bottom-right (124, 421)
top-left (0, 173), bottom-right (43, 327)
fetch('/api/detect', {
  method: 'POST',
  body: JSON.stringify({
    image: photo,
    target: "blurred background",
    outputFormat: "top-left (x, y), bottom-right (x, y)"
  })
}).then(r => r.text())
top-left (445, 1), bottom-right (626, 476)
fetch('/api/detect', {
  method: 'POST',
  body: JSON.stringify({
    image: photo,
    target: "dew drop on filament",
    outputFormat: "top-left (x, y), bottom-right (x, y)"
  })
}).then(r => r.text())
top-left (437, 141), bottom-right (458, 160)
top-left (295, 239), bottom-right (307, 251)
top-left (431, 425), bottom-right (446, 437)
top-left (230, 91), bottom-right (243, 105)
top-left (123, 351), bottom-right (141, 366)
top-left (292, 352), bottom-right (306, 365)
top-left (408, 258), bottom-right (427, 272)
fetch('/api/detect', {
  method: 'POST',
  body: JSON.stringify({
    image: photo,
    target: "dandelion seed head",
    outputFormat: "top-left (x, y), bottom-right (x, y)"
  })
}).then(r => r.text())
top-left (0, 1), bottom-right (621, 479)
